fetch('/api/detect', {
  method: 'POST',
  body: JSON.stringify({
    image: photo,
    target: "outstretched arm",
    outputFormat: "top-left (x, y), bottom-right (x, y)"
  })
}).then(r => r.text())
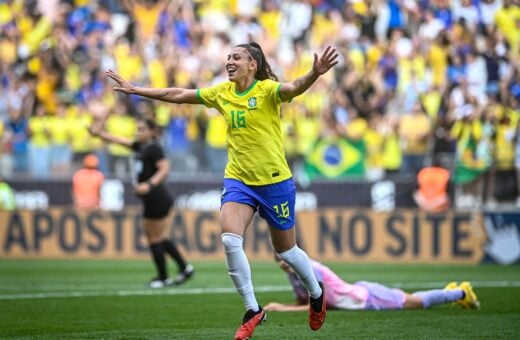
top-left (264, 302), bottom-right (309, 312)
top-left (106, 70), bottom-right (200, 104)
top-left (88, 125), bottom-right (133, 148)
top-left (279, 46), bottom-right (339, 102)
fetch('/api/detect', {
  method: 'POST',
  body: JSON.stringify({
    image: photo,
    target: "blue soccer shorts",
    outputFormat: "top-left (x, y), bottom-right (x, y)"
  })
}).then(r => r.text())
top-left (221, 178), bottom-right (296, 230)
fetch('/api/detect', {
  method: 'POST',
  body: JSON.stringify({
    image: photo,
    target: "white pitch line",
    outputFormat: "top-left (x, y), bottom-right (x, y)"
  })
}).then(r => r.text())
top-left (0, 285), bottom-right (292, 300)
top-left (1, 281), bottom-right (520, 300)
top-left (391, 280), bottom-right (520, 289)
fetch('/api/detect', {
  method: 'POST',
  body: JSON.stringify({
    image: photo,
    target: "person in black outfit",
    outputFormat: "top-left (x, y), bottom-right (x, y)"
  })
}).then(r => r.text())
top-left (90, 117), bottom-right (194, 288)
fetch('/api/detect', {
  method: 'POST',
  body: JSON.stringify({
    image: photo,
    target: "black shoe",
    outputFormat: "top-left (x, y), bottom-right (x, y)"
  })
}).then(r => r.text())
top-left (173, 264), bottom-right (194, 285)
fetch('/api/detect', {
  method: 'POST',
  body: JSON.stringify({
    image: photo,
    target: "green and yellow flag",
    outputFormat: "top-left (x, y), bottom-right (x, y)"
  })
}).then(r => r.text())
top-left (304, 136), bottom-right (366, 179)
top-left (453, 135), bottom-right (490, 184)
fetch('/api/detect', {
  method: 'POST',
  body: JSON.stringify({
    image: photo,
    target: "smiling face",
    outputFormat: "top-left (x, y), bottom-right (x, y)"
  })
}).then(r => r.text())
top-left (226, 47), bottom-right (257, 82)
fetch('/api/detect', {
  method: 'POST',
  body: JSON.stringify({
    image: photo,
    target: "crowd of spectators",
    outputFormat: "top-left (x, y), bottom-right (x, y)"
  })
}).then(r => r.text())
top-left (0, 0), bottom-right (519, 208)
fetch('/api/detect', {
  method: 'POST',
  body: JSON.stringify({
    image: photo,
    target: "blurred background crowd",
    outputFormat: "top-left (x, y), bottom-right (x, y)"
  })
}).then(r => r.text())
top-left (0, 0), bottom-right (519, 209)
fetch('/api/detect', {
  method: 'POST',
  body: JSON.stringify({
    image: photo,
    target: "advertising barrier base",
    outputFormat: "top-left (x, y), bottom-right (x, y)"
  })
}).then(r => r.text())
top-left (0, 208), bottom-right (501, 263)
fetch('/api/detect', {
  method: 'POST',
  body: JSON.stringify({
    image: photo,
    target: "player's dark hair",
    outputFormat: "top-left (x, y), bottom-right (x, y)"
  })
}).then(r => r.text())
top-left (237, 42), bottom-right (278, 81)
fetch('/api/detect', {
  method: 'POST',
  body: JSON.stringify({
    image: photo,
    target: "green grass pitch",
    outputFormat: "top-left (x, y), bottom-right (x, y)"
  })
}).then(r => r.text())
top-left (1, 259), bottom-right (519, 339)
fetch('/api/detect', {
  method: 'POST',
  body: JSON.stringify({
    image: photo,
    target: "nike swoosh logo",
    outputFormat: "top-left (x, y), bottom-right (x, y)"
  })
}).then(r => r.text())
top-left (223, 100), bottom-right (230, 105)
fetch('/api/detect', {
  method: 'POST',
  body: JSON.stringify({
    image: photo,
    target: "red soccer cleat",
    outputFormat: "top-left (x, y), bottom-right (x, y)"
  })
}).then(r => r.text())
top-left (234, 307), bottom-right (266, 340)
top-left (309, 282), bottom-right (326, 331)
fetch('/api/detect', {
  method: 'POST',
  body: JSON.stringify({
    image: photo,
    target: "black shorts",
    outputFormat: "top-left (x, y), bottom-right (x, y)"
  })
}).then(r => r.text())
top-left (140, 186), bottom-right (173, 219)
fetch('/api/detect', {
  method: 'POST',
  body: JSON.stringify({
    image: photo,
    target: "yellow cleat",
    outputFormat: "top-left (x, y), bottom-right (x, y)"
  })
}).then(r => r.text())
top-left (445, 281), bottom-right (480, 310)
top-left (458, 281), bottom-right (480, 310)
top-left (444, 281), bottom-right (458, 291)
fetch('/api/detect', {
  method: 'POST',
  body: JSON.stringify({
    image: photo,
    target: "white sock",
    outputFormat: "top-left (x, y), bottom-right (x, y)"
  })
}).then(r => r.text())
top-left (221, 233), bottom-right (259, 311)
top-left (278, 246), bottom-right (322, 299)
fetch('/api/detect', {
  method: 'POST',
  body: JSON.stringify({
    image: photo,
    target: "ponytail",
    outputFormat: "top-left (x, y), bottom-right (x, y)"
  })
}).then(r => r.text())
top-left (237, 42), bottom-right (278, 81)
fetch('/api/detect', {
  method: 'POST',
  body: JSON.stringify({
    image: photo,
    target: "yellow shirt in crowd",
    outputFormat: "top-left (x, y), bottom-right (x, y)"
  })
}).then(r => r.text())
top-left (494, 109), bottom-right (520, 170)
top-left (398, 55), bottom-right (426, 93)
top-left (47, 115), bottom-right (70, 145)
top-left (67, 108), bottom-right (94, 154)
top-left (495, 5), bottom-right (520, 53)
top-left (132, 2), bottom-right (164, 39)
top-left (421, 90), bottom-right (442, 120)
top-left (28, 115), bottom-right (50, 147)
top-left (365, 128), bottom-right (384, 169)
top-left (106, 114), bottom-right (137, 157)
top-left (259, 9), bottom-right (281, 41)
top-left (382, 132), bottom-right (402, 171)
top-left (295, 113), bottom-right (320, 156)
top-left (205, 113), bottom-right (228, 149)
top-left (399, 113), bottom-right (431, 155)
top-left (345, 117), bottom-right (368, 141)
top-left (428, 43), bottom-right (447, 87)
top-left (114, 43), bottom-right (142, 81)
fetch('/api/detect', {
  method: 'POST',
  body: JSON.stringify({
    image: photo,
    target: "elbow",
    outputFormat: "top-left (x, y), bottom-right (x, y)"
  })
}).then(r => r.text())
top-left (280, 90), bottom-right (297, 102)
top-left (157, 164), bottom-right (170, 179)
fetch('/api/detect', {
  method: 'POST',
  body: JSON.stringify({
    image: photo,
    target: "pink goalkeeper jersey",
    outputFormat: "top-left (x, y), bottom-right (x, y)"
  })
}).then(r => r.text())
top-left (288, 260), bottom-right (369, 310)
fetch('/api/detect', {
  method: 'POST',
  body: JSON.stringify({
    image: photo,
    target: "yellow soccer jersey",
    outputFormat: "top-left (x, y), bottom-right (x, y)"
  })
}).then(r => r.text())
top-left (197, 79), bottom-right (292, 185)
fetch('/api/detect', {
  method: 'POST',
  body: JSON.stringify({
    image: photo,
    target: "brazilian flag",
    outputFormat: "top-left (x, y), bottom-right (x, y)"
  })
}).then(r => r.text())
top-left (304, 136), bottom-right (366, 179)
top-left (453, 136), bottom-right (489, 184)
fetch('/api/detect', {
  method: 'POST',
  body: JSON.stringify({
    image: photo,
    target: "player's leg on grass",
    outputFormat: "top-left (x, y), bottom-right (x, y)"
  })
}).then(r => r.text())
top-left (160, 218), bottom-right (194, 285)
top-left (144, 218), bottom-right (172, 287)
top-left (270, 227), bottom-right (326, 331)
top-left (444, 281), bottom-right (480, 309)
top-left (163, 239), bottom-right (194, 285)
top-left (221, 202), bottom-right (265, 340)
top-left (405, 288), bottom-right (464, 309)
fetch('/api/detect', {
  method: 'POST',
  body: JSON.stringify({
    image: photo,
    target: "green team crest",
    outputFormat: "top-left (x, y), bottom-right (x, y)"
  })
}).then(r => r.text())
top-left (248, 97), bottom-right (257, 108)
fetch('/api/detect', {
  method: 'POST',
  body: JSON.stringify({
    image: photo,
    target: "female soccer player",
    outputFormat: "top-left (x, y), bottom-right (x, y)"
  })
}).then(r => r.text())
top-left (265, 256), bottom-right (480, 312)
top-left (105, 42), bottom-right (338, 340)
top-left (89, 118), bottom-right (194, 288)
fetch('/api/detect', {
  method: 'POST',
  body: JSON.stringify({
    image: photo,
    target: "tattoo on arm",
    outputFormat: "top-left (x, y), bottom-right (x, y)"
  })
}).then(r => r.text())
top-left (156, 91), bottom-right (169, 98)
top-left (292, 71), bottom-right (319, 96)
top-left (292, 76), bottom-right (308, 90)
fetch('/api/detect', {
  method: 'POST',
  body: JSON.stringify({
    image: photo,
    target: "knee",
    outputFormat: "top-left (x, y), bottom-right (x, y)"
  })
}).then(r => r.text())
top-left (405, 295), bottom-right (425, 309)
top-left (221, 232), bottom-right (243, 253)
top-left (277, 245), bottom-right (302, 264)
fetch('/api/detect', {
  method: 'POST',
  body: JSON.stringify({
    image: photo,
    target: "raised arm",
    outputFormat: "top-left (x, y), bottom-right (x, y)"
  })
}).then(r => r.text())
top-left (279, 46), bottom-right (339, 102)
top-left (106, 70), bottom-right (200, 104)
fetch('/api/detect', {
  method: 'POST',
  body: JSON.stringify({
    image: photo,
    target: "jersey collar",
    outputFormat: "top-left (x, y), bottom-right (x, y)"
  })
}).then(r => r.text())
top-left (235, 79), bottom-right (258, 96)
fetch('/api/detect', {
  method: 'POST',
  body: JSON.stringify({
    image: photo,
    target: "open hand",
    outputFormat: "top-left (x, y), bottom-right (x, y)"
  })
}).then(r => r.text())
top-left (106, 69), bottom-right (136, 94)
top-left (313, 46), bottom-right (339, 75)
